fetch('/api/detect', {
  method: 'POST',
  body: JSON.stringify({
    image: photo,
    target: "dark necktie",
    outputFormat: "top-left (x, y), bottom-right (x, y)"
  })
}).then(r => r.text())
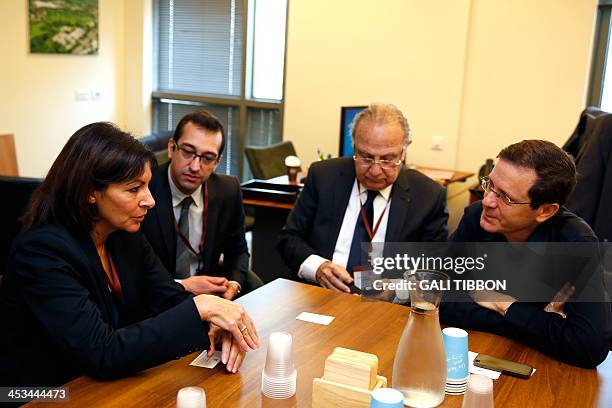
top-left (175, 196), bottom-right (194, 279)
top-left (346, 190), bottom-right (378, 275)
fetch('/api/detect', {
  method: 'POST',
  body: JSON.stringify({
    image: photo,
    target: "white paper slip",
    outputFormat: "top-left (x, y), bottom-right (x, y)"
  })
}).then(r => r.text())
top-left (296, 312), bottom-right (335, 325)
top-left (190, 350), bottom-right (222, 369)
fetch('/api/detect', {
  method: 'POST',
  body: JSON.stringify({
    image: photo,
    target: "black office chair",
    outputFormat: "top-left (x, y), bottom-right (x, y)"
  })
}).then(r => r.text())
top-left (0, 176), bottom-right (44, 278)
top-left (244, 141), bottom-right (298, 180)
top-left (139, 130), bottom-right (173, 165)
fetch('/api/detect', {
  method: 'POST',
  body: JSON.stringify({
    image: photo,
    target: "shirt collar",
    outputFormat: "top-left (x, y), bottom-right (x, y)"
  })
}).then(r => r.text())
top-left (357, 182), bottom-right (392, 201)
top-left (167, 166), bottom-right (203, 209)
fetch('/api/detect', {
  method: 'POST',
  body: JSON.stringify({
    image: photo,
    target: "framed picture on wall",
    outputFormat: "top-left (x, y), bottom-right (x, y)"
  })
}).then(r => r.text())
top-left (339, 106), bottom-right (366, 157)
top-left (28, 0), bottom-right (99, 55)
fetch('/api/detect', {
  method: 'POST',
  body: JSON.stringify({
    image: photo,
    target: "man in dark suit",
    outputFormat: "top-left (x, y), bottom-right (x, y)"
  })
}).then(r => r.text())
top-left (141, 110), bottom-right (251, 299)
top-left (441, 140), bottom-right (611, 367)
top-left (277, 103), bottom-right (448, 293)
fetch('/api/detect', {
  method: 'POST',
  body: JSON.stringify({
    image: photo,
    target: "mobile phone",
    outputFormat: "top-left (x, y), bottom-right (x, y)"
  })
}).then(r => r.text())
top-left (473, 354), bottom-right (533, 379)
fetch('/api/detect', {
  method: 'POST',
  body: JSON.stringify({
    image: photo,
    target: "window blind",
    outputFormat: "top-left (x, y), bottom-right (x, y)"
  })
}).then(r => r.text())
top-left (156, 0), bottom-right (243, 96)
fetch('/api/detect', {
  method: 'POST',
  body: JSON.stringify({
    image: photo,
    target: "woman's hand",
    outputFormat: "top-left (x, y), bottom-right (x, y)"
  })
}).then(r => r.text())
top-left (194, 295), bottom-right (259, 352)
top-left (208, 324), bottom-right (246, 373)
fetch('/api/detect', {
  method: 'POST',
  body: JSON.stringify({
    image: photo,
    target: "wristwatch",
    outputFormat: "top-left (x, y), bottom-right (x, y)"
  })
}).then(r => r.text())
top-left (228, 280), bottom-right (242, 294)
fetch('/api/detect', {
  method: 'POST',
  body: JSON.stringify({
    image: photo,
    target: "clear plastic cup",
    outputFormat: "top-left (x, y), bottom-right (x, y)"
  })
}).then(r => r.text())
top-left (176, 386), bottom-right (206, 408)
top-left (261, 332), bottom-right (297, 399)
top-left (461, 374), bottom-right (494, 408)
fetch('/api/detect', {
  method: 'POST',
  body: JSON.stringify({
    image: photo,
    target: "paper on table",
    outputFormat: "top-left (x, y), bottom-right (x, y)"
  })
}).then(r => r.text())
top-left (190, 350), bottom-right (222, 369)
top-left (468, 351), bottom-right (536, 379)
top-left (296, 311), bottom-right (335, 325)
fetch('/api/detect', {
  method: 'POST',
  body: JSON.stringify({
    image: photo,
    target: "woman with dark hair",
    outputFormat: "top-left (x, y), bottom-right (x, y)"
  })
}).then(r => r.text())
top-left (0, 122), bottom-right (259, 387)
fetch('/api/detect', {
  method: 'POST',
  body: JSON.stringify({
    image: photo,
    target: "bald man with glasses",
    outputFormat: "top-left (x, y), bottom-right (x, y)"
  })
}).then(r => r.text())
top-left (277, 103), bottom-right (448, 293)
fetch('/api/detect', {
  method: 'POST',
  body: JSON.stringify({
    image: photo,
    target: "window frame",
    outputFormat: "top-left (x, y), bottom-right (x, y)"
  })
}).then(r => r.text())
top-left (151, 0), bottom-right (289, 178)
top-left (588, 1), bottom-right (612, 107)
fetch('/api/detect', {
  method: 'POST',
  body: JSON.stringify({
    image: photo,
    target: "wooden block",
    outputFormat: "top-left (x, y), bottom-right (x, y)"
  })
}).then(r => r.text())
top-left (323, 355), bottom-right (374, 390)
top-left (312, 375), bottom-right (387, 408)
top-left (332, 347), bottom-right (379, 370)
top-left (323, 348), bottom-right (379, 390)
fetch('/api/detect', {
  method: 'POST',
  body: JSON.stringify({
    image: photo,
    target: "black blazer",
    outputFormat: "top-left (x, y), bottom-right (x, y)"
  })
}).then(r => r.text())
top-left (565, 112), bottom-right (612, 242)
top-left (0, 225), bottom-right (209, 386)
top-left (140, 163), bottom-right (249, 285)
top-left (277, 157), bottom-right (449, 274)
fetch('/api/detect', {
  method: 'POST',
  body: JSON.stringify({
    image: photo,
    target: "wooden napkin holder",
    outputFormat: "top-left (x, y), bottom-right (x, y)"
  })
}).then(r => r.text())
top-left (312, 347), bottom-right (388, 408)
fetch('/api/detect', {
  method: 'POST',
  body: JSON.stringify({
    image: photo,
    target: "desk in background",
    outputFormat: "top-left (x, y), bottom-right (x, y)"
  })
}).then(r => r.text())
top-left (415, 166), bottom-right (473, 186)
top-left (242, 178), bottom-right (298, 282)
top-left (37, 279), bottom-right (611, 407)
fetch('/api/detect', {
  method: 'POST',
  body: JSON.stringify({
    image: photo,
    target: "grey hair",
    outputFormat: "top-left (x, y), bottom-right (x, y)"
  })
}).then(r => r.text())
top-left (349, 102), bottom-right (411, 143)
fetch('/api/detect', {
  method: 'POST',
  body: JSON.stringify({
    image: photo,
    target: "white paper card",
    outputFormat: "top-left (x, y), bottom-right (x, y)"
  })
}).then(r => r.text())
top-left (190, 350), bottom-right (222, 369)
top-left (296, 312), bottom-right (335, 325)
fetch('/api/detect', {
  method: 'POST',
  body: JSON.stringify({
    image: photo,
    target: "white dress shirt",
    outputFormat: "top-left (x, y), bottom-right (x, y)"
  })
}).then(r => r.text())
top-left (298, 179), bottom-right (393, 282)
top-left (168, 168), bottom-right (203, 277)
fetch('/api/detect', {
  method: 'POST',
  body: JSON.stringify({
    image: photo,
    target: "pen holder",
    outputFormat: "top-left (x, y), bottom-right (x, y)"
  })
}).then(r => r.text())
top-left (312, 347), bottom-right (388, 408)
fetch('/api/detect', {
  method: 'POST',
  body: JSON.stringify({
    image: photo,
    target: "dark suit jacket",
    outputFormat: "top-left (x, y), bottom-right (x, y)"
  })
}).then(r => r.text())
top-left (277, 158), bottom-right (448, 274)
top-left (441, 201), bottom-right (611, 368)
top-left (564, 111), bottom-right (612, 242)
top-left (0, 225), bottom-right (209, 386)
top-left (140, 163), bottom-right (249, 286)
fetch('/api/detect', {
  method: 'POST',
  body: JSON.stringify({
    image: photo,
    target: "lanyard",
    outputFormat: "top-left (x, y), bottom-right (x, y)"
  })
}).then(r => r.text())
top-left (357, 182), bottom-right (389, 241)
top-left (173, 183), bottom-right (208, 257)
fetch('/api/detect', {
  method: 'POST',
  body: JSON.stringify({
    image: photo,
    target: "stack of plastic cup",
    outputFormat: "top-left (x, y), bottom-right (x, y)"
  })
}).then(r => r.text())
top-left (261, 331), bottom-right (297, 399)
top-left (176, 386), bottom-right (206, 408)
top-left (461, 374), bottom-right (494, 408)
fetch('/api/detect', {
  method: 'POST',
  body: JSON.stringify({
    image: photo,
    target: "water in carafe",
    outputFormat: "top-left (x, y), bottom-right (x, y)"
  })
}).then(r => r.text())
top-left (392, 270), bottom-right (447, 407)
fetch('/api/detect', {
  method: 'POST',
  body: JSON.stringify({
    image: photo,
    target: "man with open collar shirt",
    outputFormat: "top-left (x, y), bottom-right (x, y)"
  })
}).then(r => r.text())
top-left (441, 140), bottom-right (611, 367)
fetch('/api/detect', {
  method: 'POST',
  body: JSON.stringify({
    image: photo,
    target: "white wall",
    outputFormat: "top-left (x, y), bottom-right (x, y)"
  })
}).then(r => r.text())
top-left (456, 0), bottom-right (597, 175)
top-left (283, 0), bottom-right (596, 171)
top-left (0, 0), bottom-right (126, 177)
top-left (123, 0), bottom-right (153, 137)
top-left (282, 0), bottom-right (597, 231)
top-left (283, 0), bottom-right (472, 167)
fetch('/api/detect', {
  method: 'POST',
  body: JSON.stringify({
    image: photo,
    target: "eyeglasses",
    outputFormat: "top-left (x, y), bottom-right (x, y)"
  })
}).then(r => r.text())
top-left (480, 176), bottom-right (531, 206)
top-left (353, 156), bottom-right (403, 169)
top-left (353, 146), bottom-right (405, 170)
top-left (174, 143), bottom-right (219, 166)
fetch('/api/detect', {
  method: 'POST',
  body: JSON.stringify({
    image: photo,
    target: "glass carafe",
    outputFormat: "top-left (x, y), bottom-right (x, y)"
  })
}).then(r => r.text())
top-left (392, 270), bottom-right (448, 407)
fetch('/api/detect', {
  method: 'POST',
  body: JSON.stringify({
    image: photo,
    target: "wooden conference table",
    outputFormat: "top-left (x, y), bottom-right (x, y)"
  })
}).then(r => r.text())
top-left (34, 279), bottom-right (611, 407)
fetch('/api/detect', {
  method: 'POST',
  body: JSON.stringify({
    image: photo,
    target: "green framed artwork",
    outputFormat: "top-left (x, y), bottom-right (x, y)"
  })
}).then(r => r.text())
top-left (29, 0), bottom-right (99, 55)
